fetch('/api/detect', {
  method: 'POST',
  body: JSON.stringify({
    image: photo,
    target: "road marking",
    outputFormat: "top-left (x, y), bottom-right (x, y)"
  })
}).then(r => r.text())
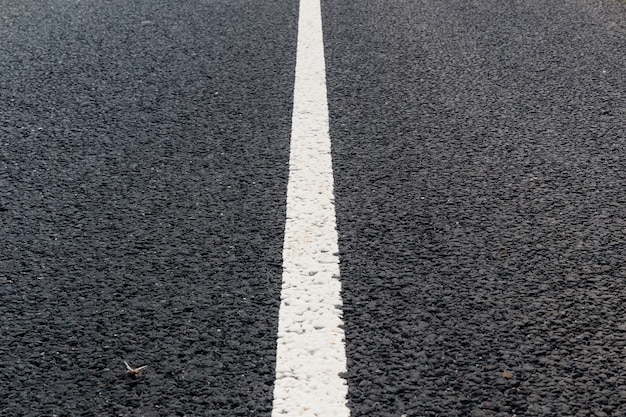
top-left (271, 0), bottom-right (350, 415)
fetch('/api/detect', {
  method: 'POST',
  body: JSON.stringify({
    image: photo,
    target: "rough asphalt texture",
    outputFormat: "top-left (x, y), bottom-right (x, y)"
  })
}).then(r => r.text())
top-left (3, 0), bottom-right (626, 416)
top-left (323, 0), bottom-right (626, 416)
top-left (1, 0), bottom-right (297, 415)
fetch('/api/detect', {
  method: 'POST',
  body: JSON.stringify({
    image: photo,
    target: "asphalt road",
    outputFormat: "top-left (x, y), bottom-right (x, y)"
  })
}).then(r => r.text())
top-left (1, 1), bottom-right (297, 415)
top-left (2, 0), bottom-right (626, 416)
top-left (324, 0), bottom-right (626, 415)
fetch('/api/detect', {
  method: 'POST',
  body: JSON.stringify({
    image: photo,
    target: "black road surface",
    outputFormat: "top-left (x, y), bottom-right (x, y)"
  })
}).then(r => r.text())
top-left (2, 0), bottom-right (626, 416)
top-left (1, 1), bottom-right (297, 415)
top-left (324, 0), bottom-right (626, 416)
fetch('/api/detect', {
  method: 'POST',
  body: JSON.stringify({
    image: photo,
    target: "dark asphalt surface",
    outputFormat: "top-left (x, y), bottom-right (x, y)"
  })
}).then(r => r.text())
top-left (324, 0), bottom-right (626, 416)
top-left (2, 0), bottom-right (626, 416)
top-left (1, 1), bottom-right (297, 415)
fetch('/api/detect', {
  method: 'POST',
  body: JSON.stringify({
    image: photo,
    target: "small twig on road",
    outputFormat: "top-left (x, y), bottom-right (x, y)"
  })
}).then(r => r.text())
top-left (124, 361), bottom-right (148, 377)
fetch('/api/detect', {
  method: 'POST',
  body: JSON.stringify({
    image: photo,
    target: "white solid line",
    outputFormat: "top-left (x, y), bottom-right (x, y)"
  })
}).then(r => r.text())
top-left (271, 0), bottom-right (350, 416)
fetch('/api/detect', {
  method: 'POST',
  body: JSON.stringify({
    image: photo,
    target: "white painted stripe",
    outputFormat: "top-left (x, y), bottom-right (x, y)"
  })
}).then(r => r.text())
top-left (271, 0), bottom-right (350, 415)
